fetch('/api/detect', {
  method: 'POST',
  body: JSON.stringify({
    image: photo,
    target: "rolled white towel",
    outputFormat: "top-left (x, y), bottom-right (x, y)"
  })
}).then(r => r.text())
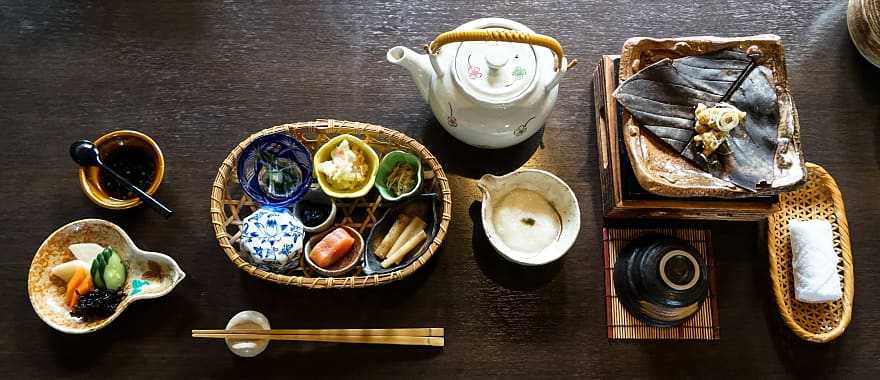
top-left (788, 219), bottom-right (843, 303)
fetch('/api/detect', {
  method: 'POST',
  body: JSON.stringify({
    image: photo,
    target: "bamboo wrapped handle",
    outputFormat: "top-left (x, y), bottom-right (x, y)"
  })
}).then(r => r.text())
top-left (428, 29), bottom-right (565, 70)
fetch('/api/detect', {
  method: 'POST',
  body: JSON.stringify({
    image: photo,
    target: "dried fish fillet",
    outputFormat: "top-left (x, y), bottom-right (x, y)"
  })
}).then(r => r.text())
top-left (613, 50), bottom-right (780, 191)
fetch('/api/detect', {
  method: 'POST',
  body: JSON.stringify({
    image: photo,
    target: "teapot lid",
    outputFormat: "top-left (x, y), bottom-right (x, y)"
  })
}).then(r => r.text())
top-left (452, 29), bottom-right (538, 104)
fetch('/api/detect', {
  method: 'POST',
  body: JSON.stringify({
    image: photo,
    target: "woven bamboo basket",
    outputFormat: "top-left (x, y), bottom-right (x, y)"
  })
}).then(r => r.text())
top-left (210, 119), bottom-right (452, 288)
top-left (767, 163), bottom-right (854, 342)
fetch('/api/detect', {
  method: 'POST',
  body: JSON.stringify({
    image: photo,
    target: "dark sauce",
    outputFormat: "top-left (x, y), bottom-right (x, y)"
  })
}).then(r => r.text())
top-left (300, 201), bottom-right (331, 227)
top-left (99, 147), bottom-right (157, 200)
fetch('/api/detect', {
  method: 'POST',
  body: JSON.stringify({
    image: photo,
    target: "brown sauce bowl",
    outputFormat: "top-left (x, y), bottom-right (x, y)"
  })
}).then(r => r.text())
top-left (77, 130), bottom-right (165, 210)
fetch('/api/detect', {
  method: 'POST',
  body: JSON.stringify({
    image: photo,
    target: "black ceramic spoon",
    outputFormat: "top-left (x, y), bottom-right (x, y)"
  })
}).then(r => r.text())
top-left (70, 140), bottom-right (174, 218)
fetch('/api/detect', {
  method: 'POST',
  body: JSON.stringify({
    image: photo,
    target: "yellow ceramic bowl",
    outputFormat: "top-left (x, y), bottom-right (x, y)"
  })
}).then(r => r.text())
top-left (313, 134), bottom-right (379, 198)
top-left (78, 130), bottom-right (165, 210)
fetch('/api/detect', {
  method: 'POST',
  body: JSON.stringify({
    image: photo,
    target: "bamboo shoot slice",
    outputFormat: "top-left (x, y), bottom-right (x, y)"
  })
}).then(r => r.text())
top-left (375, 214), bottom-right (411, 258)
top-left (388, 216), bottom-right (426, 256)
top-left (381, 230), bottom-right (427, 268)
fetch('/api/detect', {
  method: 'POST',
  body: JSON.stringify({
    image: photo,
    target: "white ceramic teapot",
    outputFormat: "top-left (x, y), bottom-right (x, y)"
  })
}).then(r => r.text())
top-left (387, 18), bottom-right (575, 149)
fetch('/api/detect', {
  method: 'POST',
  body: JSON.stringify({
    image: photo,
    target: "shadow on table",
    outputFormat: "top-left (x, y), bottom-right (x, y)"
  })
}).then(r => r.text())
top-left (45, 287), bottom-right (195, 371)
top-left (214, 341), bottom-right (443, 378)
top-left (418, 117), bottom-right (544, 179)
top-left (233, 242), bottom-right (441, 315)
top-left (468, 201), bottom-right (563, 291)
top-left (852, 50), bottom-right (880, 171)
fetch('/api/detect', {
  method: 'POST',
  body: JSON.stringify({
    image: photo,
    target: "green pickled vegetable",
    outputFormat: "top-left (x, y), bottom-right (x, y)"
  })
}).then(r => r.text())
top-left (90, 248), bottom-right (109, 289)
top-left (89, 247), bottom-right (126, 290)
top-left (102, 252), bottom-right (126, 290)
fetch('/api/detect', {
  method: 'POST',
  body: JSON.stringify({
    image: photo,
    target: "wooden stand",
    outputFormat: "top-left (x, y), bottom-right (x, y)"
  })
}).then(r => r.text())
top-left (593, 56), bottom-right (776, 221)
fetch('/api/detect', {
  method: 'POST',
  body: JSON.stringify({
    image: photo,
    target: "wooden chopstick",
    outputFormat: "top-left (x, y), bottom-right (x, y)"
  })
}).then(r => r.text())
top-left (192, 327), bottom-right (444, 337)
top-left (191, 333), bottom-right (444, 347)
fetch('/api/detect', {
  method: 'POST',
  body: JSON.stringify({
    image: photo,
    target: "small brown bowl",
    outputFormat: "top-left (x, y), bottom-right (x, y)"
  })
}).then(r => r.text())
top-left (304, 226), bottom-right (364, 277)
top-left (78, 130), bottom-right (165, 210)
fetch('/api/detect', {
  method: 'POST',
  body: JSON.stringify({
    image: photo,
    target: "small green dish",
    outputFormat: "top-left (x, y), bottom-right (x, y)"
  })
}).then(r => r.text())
top-left (374, 150), bottom-right (423, 201)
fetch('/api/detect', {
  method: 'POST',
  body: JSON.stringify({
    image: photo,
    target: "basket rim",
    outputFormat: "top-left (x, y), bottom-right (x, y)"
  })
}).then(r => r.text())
top-left (210, 119), bottom-right (452, 289)
top-left (767, 162), bottom-right (854, 343)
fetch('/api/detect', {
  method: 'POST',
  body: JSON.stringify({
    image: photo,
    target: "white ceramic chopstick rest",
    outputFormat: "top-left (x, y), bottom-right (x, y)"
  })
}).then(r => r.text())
top-left (225, 310), bottom-right (271, 357)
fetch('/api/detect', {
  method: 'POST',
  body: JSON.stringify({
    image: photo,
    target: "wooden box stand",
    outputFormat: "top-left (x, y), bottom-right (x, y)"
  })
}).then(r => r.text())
top-left (592, 56), bottom-right (776, 221)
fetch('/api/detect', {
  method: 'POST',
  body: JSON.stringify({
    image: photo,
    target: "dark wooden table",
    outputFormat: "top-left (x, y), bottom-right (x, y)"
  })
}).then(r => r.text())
top-left (3, 1), bottom-right (879, 378)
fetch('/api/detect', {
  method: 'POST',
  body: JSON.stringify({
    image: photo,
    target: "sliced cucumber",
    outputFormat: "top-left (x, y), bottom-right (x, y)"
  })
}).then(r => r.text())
top-left (101, 247), bottom-right (113, 264)
top-left (102, 251), bottom-right (127, 290)
top-left (90, 256), bottom-right (105, 289)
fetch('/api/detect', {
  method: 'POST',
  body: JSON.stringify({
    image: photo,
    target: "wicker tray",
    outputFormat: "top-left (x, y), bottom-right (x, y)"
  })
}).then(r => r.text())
top-left (210, 119), bottom-right (452, 288)
top-left (767, 163), bottom-right (854, 342)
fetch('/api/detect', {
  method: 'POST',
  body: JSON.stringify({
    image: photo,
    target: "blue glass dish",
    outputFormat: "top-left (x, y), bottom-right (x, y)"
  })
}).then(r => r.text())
top-left (237, 133), bottom-right (313, 207)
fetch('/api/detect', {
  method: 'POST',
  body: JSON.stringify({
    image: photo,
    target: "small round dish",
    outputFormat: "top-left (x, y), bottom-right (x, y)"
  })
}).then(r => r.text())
top-left (303, 226), bottom-right (364, 277)
top-left (78, 130), bottom-right (165, 210)
top-left (293, 186), bottom-right (337, 234)
top-left (477, 169), bottom-right (580, 266)
top-left (225, 310), bottom-right (271, 357)
top-left (313, 134), bottom-right (380, 199)
top-left (374, 150), bottom-right (423, 201)
top-left (237, 133), bottom-right (313, 208)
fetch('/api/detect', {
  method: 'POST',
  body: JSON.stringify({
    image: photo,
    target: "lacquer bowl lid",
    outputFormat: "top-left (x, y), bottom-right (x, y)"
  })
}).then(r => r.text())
top-left (613, 235), bottom-right (708, 327)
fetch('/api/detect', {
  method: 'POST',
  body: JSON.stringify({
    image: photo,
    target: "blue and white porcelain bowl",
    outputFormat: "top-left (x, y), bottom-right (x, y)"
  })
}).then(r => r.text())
top-left (239, 207), bottom-right (305, 273)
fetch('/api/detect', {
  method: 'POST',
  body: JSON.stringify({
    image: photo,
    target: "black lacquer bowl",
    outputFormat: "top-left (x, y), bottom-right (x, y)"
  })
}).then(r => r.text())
top-left (613, 235), bottom-right (708, 327)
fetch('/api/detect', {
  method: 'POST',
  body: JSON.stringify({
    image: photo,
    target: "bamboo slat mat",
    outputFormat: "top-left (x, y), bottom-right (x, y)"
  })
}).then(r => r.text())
top-left (603, 227), bottom-right (720, 340)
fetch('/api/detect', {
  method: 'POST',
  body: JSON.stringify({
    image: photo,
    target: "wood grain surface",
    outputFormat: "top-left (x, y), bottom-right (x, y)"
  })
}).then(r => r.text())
top-left (1, 0), bottom-right (878, 378)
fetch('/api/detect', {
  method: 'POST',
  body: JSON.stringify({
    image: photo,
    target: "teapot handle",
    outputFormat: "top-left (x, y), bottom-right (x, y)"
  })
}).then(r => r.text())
top-left (428, 29), bottom-right (566, 71)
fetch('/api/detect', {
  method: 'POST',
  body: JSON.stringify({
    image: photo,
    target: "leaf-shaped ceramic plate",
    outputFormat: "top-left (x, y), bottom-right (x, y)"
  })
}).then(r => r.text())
top-left (363, 194), bottom-right (439, 275)
top-left (28, 219), bottom-right (185, 334)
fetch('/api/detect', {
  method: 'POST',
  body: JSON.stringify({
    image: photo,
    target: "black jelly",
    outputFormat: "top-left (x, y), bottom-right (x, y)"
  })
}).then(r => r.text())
top-left (100, 147), bottom-right (157, 200)
top-left (300, 201), bottom-right (330, 227)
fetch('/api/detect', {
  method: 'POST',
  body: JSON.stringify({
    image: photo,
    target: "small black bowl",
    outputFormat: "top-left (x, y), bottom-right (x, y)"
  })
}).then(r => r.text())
top-left (613, 235), bottom-right (708, 327)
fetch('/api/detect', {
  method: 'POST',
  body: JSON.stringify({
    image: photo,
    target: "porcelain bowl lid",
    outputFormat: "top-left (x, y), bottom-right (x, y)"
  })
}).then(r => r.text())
top-left (452, 33), bottom-right (537, 104)
top-left (448, 18), bottom-right (542, 104)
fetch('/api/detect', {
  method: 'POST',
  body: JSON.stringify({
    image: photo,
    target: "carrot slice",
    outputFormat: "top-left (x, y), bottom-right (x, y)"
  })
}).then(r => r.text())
top-left (65, 268), bottom-right (86, 308)
top-left (75, 273), bottom-right (93, 298)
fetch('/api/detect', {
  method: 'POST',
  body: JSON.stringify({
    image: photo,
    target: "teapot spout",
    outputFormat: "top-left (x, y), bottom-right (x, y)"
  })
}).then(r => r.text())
top-left (387, 46), bottom-right (434, 103)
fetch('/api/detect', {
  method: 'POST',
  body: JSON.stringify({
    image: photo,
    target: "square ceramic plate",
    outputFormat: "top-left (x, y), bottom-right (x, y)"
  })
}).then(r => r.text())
top-left (617, 35), bottom-right (806, 198)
